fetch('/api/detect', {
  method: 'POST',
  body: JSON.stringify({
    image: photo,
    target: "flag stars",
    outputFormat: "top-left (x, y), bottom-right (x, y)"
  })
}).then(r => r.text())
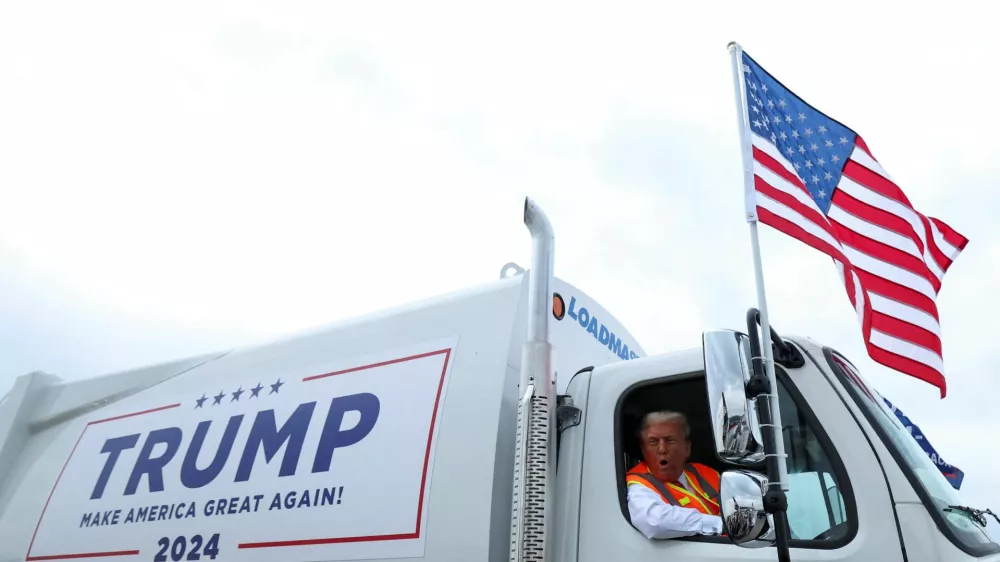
top-left (231, 386), bottom-right (245, 402)
top-left (743, 58), bottom-right (855, 202)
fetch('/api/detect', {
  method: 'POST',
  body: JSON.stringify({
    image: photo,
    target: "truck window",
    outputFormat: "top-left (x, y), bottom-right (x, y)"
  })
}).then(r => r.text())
top-left (776, 374), bottom-right (853, 544)
top-left (824, 349), bottom-right (999, 556)
top-left (616, 369), bottom-right (855, 547)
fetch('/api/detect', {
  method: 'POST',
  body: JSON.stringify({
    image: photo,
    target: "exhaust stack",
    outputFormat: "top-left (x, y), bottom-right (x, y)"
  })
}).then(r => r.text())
top-left (510, 197), bottom-right (556, 562)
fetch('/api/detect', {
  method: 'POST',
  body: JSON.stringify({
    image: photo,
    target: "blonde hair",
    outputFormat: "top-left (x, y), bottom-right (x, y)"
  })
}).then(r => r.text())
top-left (638, 410), bottom-right (691, 441)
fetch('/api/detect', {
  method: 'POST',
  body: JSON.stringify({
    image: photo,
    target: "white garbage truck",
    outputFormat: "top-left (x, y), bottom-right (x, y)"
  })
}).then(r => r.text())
top-left (0, 198), bottom-right (995, 562)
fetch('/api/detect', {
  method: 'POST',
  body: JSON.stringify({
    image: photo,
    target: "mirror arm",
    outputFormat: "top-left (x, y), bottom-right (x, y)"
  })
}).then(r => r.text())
top-left (744, 308), bottom-right (793, 562)
top-left (746, 309), bottom-right (805, 369)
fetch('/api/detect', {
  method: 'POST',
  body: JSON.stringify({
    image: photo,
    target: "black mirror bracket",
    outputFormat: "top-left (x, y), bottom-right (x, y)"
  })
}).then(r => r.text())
top-left (746, 309), bottom-right (805, 370)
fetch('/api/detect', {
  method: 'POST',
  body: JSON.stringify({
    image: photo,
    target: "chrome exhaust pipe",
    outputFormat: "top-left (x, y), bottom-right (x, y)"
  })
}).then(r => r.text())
top-left (510, 196), bottom-right (556, 562)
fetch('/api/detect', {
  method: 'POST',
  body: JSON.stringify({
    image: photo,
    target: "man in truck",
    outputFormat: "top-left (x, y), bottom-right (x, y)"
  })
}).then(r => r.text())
top-left (625, 411), bottom-right (725, 539)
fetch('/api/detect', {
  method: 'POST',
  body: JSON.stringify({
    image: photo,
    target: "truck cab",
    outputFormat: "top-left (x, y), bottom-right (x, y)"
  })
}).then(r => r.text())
top-left (554, 326), bottom-right (1000, 562)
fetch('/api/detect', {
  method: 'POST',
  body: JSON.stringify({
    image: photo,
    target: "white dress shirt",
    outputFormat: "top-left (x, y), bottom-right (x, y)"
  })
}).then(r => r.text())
top-left (627, 472), bottom-right (724, 539)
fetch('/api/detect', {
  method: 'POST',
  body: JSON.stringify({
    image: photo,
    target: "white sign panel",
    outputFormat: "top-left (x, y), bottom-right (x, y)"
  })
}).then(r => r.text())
top-left (26, 337), bottom-right (458, 562)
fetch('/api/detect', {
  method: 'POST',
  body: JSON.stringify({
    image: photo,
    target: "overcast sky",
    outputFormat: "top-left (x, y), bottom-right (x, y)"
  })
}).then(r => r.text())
top-left (2, 0), bottom-right (998, 519)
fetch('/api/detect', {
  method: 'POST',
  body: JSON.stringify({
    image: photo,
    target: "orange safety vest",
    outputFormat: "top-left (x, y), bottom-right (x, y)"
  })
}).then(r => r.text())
top-left (626, 461), bottom-right (721, 516)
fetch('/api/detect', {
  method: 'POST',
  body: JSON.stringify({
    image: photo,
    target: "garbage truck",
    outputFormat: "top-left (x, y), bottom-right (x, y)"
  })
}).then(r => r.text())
top-left (0, 198), bottom-right (995, 562)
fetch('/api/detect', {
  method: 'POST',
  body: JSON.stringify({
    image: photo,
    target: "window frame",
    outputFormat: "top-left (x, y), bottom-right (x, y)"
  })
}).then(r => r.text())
top-left (821, 346), bottom-right (1000, 558)
top-left (613, 365), bottom-right (859, 550)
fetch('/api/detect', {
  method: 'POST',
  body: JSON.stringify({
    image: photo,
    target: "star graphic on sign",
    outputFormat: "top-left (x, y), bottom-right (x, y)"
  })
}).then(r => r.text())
top-left (250, 382), bottom-right (264, 398)
top-left (195, 394), bottom-right (207, 409)
top-left (231, 386), bottom-right (245, 402)
top-left (270, 379), bottom-right (285, 395)
top-left (213, 390), bottom-right (225, 405)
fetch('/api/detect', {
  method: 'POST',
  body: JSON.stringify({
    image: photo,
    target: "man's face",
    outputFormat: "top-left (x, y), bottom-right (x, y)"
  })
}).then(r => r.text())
top-left (639, 420), bottom-right (691, 482)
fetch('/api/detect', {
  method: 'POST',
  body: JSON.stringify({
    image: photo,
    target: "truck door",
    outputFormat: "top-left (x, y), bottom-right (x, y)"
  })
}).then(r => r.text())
top-left (573, 347), bottom-right (904, 562)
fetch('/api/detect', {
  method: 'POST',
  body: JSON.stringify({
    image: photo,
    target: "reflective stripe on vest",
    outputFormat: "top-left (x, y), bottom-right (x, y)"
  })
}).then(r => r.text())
top-left (626, 462), bottom-right (721, 516)
top-left (629, 473), bottom-right (683, 507)
top-left (683, 462), bottom-right (720, 506)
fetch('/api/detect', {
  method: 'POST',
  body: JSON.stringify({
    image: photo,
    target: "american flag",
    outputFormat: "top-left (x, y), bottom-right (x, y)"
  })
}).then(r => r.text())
top-left (738, 49), bottom-right (968, 398)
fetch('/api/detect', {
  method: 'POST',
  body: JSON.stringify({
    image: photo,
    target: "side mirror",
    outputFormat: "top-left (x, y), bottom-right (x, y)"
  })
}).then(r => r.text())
top-left (719, 470), bottom-right (776, 547)
top-left (702, 329), bottom-right (765, 465)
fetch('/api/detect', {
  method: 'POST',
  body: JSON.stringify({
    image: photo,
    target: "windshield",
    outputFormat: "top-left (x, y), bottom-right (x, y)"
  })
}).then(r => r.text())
top-left (826, 350), bottom-right (998, 554)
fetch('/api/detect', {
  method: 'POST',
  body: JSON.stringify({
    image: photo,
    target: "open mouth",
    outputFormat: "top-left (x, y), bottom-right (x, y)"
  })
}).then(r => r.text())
top-left (658, 460), bottom-right (668, 467)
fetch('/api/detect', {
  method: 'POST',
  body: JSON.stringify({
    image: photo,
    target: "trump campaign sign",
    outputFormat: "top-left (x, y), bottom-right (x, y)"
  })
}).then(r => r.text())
top-left (25, 337), bottom-right (457, 562)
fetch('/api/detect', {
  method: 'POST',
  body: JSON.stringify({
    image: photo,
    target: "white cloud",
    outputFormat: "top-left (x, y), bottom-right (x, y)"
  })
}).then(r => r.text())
top-left (1, 0), bottom-right (998, 532)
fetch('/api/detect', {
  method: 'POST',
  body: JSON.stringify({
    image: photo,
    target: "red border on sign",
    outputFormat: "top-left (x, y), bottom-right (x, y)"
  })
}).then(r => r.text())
top-left (23, 347), bottom-right (453, 560)
top-left (237, 347), bottom-right (452, 549)
top-left (25, 404), bottom-right (182, 561)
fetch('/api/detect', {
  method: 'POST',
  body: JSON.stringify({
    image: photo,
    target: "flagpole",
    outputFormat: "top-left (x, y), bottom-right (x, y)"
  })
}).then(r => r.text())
top-left (727, 41), bottom-right (789, 490)
top-left (728, 41), bottom-right (792, 562)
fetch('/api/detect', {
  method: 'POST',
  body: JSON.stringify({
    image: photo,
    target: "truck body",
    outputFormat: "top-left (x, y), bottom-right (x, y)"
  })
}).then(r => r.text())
top-left (0, 200), bottom-right (996, 562)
